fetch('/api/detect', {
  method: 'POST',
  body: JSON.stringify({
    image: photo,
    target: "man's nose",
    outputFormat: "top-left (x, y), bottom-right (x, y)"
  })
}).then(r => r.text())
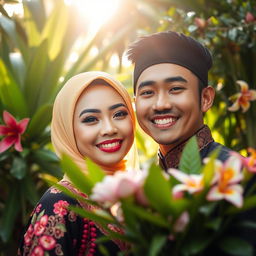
top-left (152, 92), bottom-right (172, 111)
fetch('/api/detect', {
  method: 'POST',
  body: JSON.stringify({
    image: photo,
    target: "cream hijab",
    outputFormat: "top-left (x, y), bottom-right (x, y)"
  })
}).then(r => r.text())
top-left (51, 71), bottom-right (138, 175)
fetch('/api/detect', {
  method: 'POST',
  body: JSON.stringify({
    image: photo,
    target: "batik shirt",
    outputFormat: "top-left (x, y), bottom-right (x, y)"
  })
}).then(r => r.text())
top-left (18, 181), bottom-right (121, 256)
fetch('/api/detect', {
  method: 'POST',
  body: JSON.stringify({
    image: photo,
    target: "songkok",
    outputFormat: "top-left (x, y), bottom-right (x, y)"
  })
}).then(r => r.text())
top-left (127, 31), bottom-right (212, 93)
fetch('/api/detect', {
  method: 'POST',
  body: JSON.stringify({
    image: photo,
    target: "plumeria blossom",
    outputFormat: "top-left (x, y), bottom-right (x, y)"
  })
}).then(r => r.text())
top-left (207, 156), bottom-right (243, 208)
top-left (167, 169), bottom-right (204, 198)
top-left (228, 80), bottom-right (256, 113)
top-left (0, 111), bottom-right (30, 153)
top-left (231, 148), bottom-right (256, 173)
top-left (90, 169), bottom-right (148, 208)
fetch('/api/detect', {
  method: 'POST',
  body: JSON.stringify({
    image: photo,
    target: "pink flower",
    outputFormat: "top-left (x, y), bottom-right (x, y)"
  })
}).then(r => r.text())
top-left (232, 148), bottom-right (256, 173)
top-left (228, 80), bottom-right (256, 113)
top-left (39, 235), bottom-right (56, 250)
top-left (53, 200), bottom-right (69, 216)
top-left (91, 169), bottom-right (148, 208)
top-left (0, 111), bottom-right (29, 153)
top-left (207, 157), bottom-right (243, 208)
top-left (245, 12), bottom-right (255, 23)
top-left (31, 246), bottom-right (44, 256)
top-left (34, 215), bottom-right (48, 236)
top-left (167, 169), bottom-right (204, 198)
top-left (35, 204), bottom-right (42, 213)
top-left (24, 224), bottom-right (34, 245)
top-left (173, 211), bottom-right (190, 233)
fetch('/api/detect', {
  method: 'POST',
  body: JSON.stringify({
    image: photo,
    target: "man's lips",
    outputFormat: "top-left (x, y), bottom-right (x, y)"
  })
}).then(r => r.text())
top-left (151, 115), bottom-right (178, 128)
top-left (96, 139), bottom-right (122, 153)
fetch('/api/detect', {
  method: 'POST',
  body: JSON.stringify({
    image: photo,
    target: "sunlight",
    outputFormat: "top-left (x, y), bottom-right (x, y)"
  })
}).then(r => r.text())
top-left (65, 0), bottom-right (121, 35)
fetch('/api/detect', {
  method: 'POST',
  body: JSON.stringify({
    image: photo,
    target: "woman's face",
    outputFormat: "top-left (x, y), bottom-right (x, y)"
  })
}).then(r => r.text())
top-left (73, 83), bottom-right (134, 167)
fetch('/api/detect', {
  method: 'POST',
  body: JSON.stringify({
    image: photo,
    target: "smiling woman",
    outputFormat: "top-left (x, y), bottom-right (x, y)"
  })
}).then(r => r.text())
top-left (64, 0), bottom-right (121, 33)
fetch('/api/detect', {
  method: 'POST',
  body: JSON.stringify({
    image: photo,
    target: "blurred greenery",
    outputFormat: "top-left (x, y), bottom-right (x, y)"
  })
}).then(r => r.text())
top-left (0, 0), bottom-right (255, 255)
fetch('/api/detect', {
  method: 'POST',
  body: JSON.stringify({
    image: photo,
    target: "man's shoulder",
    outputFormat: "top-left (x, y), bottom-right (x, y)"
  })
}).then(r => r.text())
top-left (201, 141), bottom-right (236, 162)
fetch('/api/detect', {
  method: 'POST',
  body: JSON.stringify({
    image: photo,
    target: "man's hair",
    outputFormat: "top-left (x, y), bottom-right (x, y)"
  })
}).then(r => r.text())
top-left (127, 31), bottom-right (212, 94)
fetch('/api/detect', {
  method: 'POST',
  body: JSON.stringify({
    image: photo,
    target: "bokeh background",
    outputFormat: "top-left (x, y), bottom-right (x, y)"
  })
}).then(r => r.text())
top-left (0, 0), bottom-right (255, 254)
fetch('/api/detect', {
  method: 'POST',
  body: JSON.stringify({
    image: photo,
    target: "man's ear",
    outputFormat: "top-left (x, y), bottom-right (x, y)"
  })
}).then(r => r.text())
top-left (201, 86), bottom-right (215, 113)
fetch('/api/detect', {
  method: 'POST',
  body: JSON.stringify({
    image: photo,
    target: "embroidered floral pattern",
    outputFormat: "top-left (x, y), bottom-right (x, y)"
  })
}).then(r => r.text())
top-left (53, 200), bottom-right (69, 216)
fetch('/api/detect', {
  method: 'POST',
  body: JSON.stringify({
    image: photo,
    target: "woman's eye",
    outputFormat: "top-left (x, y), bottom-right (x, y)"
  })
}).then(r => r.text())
top-left (82, 116), bottom-right (98, 123)
top-left (114, 111), bottom-right (128, 119)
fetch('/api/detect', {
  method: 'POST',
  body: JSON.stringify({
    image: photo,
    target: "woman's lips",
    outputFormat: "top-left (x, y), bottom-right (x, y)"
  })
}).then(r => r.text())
top-left (151, 115), bottom-right (178, 129)
top-left (96, 139), bottom-right (122, 153)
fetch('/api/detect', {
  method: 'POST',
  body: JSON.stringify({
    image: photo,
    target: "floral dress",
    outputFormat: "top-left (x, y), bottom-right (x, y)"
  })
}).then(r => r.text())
top-left (18, 181), bottom-right (121, 256)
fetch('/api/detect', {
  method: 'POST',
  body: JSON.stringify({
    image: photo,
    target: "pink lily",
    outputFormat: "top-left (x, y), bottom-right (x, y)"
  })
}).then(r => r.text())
top-left (228, 80), bottom-right (256, 113)
top-left (207, 157), bottom-right (243, 208)
top-left (232, 148), bottom-right (256, 173)
top-left (167, 169), bottom-right (204, 198)
top-left (0, 111), bottom-right (29, 153)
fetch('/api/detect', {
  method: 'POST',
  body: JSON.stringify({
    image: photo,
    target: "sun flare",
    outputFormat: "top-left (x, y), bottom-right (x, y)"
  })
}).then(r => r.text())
top-left (65, 0), bottom-right (121, 34)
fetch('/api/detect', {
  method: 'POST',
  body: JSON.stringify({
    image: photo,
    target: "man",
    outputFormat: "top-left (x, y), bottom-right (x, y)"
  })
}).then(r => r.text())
top-left (127, 31), bottom-right (255, 255)
top-left (127, 30), bottom-right (231, 170)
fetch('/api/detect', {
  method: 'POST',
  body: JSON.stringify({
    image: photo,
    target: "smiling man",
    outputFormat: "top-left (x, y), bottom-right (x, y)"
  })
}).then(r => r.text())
top-left (127, 31), bottom-right (232, 170)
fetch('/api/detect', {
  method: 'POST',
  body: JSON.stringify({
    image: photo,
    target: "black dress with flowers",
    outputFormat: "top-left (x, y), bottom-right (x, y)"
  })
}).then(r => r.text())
top-left (18, 181), bottom-right (121, 256)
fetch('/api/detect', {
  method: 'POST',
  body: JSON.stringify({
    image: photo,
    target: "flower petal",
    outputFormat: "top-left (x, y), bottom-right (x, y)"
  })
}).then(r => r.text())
top-left (237, 80), bottom-right (248, 92)
top-left (240, 100), bottom-right (250, 113)
top-left (115, 178), bottom-right (137, 199)
top-left (0, 136), bottom-right (16, 153)
top-left (228, 100), bottom-right (240, 112)
top-left (0, 126), bottom-right (13, 135)
top-left (14, 135), bottom-right (23, 152)
top-left (207, 185), bottom-right (224, 201)
top-left (249, 90), bottom-right (256, 101)
top-left (3, 111), bottom-right (17, 128)
top-left (224, 184), bottom-right (243, 208)
top-left (18, 118), bottom-right (30, 134)
top-left (167, 169), bottom-right (189, 183)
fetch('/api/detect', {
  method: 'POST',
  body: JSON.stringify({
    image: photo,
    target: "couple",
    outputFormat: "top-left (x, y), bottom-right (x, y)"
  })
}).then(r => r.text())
top-left (19, 31), bottom-right (234, 255)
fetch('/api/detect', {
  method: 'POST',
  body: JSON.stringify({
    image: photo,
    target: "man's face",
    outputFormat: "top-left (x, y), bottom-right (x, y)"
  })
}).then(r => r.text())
top-left (135, 63), bottom-right (207, 151)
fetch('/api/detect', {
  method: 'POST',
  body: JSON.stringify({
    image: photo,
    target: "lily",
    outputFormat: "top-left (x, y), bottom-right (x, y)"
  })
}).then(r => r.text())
top-left (168, 169), bottom-right (204, 198)
top-left (228, 80), bottom-right (256, 113)
top-left (207, 157), bottom-right (243, 208)
top-left (0, 111), bottom-right (30, 153)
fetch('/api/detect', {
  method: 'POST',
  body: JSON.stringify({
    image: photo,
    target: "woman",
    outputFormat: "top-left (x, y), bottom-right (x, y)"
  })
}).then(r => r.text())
top-left (18, 71), bottom-right (137, 256)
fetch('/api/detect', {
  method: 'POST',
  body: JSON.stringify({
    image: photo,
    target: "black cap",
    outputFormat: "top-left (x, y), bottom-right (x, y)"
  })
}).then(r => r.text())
top-left (127, 31), bottom-right (212, 94)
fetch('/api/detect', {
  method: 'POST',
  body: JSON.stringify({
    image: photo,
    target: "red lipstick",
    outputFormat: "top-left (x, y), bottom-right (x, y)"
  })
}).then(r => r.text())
top-left (96, 139), bottom-right (122, 153)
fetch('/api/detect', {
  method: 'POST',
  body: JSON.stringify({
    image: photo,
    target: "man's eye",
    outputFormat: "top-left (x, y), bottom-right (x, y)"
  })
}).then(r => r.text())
top-left (170, 87), bottom-right (184, 92)
top-left (82, 116), bottom-right (98, 123)
top-left (140, 90), bottom-right (153, 96)
top-left (114, 111), bottom-right (128, 119)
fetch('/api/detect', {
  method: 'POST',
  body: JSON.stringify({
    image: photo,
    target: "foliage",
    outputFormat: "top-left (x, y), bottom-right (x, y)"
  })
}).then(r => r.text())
top-left (156, 0), bottom-right (256, 151)
top-left (61, 136), bottom-right (256, 256)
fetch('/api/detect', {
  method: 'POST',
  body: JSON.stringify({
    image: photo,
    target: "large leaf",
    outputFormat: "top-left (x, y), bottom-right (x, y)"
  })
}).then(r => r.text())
top-left (0, 187), bottom-right (20, 242)
top-left (179, 136), bottom-right (201, 174)
top-left (144, 162), bottom-right (176, 216)
top-left (85, 158), bottom-right (105, 185)
top-left (61, 154), bottom-right (93, 195)
top-left (0, 59), bottom-right (28, 117)
top-left (149, 235), bottom-right (167, 256)
top-left (26, 104), bottom-right (53, 138)
top-left (218, 236), bottom-right (253, 256)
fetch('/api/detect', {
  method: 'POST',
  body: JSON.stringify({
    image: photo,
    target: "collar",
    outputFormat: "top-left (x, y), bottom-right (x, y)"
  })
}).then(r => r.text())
top-left (158, 125), bottom-right (214, 170)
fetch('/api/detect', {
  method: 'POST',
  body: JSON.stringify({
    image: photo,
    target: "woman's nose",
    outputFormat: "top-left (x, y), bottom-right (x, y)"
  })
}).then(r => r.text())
top-left (100, 118), bottom-right (118, 136)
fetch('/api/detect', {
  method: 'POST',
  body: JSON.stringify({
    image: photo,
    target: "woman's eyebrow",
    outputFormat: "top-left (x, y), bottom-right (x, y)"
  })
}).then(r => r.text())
top-left (79, 109), bottom-right (100, 117)
top-left (109, 103), bottom-right (126, 110)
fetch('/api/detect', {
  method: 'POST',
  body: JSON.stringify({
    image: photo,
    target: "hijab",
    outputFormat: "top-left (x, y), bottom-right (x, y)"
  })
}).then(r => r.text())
top-left (51, 71), bottom-right (136, 175)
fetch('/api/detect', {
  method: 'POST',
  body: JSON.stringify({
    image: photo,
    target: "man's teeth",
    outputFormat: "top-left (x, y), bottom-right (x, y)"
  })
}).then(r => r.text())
top-left (154, 117), bottom-right (176, 125)
top-left (99, 142), bottom-right (120, 149)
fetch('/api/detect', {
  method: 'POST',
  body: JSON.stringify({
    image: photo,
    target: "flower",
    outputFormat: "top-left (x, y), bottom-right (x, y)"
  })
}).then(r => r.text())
top-left (228, 80), bottom-right (256, 113)
top-left (167, 169), bottom-right (204, 198)
top-left (245, 12), bottom-right (255, 23)
top-left (91, 169), bottom-right (148, 207)
top-left (34, 215), bottom-right (48, 236)
top-left (0, 110), bottom-right (29, 153)
top-left (53, 200), bottom-right (69, 216)
top-left (39, 235), bottom-right (56, 250)
top-left (207, 156), bottom-right (243, 207)
top-left (24, 224), bottom-right (34, 245)
top-left (31, 246), bottom-right (44, 256)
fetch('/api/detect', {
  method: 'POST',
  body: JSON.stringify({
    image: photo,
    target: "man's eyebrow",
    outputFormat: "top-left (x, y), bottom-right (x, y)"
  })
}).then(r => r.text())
top-left (79, 109), bottom-right (100, 117)
top-left (164, 76), bottom-right (187, 83)
top-left (137, 80), bottom-right (156, 91)
top-left (109, 103), bottom-right (127, 110)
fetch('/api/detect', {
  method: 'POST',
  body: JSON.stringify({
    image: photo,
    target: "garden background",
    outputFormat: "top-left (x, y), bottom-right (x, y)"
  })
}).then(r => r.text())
top-left (0, 0), bottom-right (255, 255)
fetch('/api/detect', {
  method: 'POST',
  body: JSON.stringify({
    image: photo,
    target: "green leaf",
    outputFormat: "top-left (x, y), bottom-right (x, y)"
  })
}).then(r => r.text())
top-left (85, 158), bottom-right (105, 185)
top-left (149, 235), bottom-right (167, 256)
top-left (61, 154), bottom-right (93, 195)
top-left (0, 59), bottom-right (28, 117)
top-left (23, 174), bottom-right (39, 205)
top-left (144, 162), bottom-right (176, 216)
top-left (10, 157), bottom-right (27, 179)
top-left (179, 136), bottom-right (201, 174)
top-left (0, 188), bottom-right (20, 242)
top-left (218, 236), bottom-right (254, 256)
top-left (121, 200), bottom-right (169, 228)
top-left (26, 104), bottom-right (52, 138)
